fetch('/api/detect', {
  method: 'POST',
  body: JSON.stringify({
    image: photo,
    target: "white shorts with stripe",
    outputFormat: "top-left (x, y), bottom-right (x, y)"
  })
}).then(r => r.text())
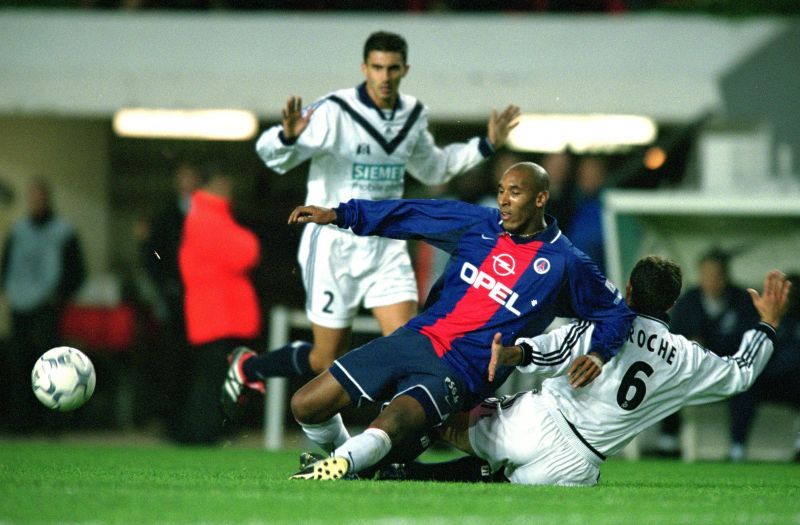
top-left (298, 224), bottom-right (419, 329)
top-left (468, 390), bottom-right (602, 486)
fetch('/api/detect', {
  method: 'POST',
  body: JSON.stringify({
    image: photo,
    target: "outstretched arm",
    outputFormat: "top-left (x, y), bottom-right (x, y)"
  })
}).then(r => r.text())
top-left (288, 198), bottom-right (492, 256)
top-left (405, 105), bottom-right (519, 186)
top-left (487, 323), bottom-right (603, 388)
top-left (686, 269), bottom-right (790, 404)
top-left (287, 205), bottom-right (336, 225)
top-left (255, 96), bottom-right (327, 174)
top-left (562, 254), bottom-right (635, 363)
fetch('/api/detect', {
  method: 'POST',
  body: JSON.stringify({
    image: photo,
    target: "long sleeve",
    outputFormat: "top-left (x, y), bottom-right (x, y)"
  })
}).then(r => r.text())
top-left (334, 198), bottom-right (495, 254)
top-left (559, 252), bottom-right (635, 362)
top-left (181, 192), bottom-right (259, 275)
top-left (255, 99), bottom-right (334, 175)
top-left (215, 218), bottom-right (260, 274)
top-left (405, 111), bottom-right (493, 185)
top-left (684, 322), bottom-right (776, 405)
top-left (515, 320), bottom-right (595, 378)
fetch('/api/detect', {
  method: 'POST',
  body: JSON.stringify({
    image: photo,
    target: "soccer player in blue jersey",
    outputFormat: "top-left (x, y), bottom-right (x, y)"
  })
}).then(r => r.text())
top-left (287, 161), bottom-right (635, 480)
top-left (220, 32), bottom-right (520, 419)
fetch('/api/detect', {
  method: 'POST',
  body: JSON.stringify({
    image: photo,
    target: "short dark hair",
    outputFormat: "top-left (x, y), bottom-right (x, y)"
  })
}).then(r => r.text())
top-left (629, 255), bottom-right (682, 316)
top-left (363, 31), bottom-right (408, 63)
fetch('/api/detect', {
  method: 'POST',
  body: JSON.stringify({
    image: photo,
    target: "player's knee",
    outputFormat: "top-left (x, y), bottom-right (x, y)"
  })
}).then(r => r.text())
top-left (372, 397), bottom-right (427, 444)
top-left (290, 386), bottom-right (321, 424)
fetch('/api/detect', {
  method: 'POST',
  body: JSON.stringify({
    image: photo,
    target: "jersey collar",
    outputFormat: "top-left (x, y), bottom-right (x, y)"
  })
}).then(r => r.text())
top-left (638, 312), bottom-right (670, 328)
top-left (502, 214), bottom-right (562, 244)
top-left (357, 82), bottom-right (403, 121)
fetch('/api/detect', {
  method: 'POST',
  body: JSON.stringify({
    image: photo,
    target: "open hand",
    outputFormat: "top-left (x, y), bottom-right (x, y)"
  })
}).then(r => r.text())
top-left (281, 96), bottom-right (314, 140)
top-left (487, 105), bottom-right (521, 149)
top-left (488, 332), bottom-right (522, 382)
top-left (567, 353), bottom-right (603, 388)
top-left (747, 269), bottom-right (791, 329)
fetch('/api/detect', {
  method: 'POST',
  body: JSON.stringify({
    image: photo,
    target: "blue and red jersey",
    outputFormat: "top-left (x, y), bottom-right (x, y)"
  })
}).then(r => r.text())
top-left (334, 198), bottom-right (634, 398)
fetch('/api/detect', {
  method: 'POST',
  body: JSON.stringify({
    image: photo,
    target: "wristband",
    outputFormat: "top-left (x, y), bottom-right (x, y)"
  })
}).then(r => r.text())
top-left (478, 137), bottom-right (495, 157)
top-left (332, 206), bottom-right (344, 227)
top-left (585, 353), bottom-right (604, 369)
top-left (278, 130), bottom-right (298, 145)
top-left (518, 342), bottom-right (534, 367)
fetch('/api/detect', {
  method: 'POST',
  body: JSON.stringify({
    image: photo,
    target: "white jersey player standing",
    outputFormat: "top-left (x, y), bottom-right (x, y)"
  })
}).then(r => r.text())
top-left (221, 31), bottom-right (520, 420)
top-left (389, 256), bottom-right (791, 486)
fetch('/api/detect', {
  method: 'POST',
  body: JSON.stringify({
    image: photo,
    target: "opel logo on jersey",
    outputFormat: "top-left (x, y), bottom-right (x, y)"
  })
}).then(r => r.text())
top-left (533, 257), bottom-right (551, 275)
top-left (459, 262), bottom-right (522, 316)
top-left (492, 253), bottom-right (516, 276)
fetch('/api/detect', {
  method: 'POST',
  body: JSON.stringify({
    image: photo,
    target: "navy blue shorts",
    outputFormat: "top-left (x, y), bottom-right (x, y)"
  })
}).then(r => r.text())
top-left (329, 328), bottom-right (467, 427)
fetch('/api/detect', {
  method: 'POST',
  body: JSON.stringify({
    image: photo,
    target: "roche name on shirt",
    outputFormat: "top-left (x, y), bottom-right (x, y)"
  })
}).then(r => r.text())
top-left (627, 323), bottom-right (678, 366)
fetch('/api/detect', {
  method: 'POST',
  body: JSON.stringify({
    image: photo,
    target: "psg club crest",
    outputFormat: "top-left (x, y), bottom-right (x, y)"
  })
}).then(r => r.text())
top-left (533, 257), bottom-right (551, 275)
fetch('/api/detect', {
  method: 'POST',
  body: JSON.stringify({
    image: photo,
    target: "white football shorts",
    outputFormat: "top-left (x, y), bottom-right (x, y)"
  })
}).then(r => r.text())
top-left (298, 224), bottom-right (419, 329)
top-left (468, 391), bottom-right (601, 486)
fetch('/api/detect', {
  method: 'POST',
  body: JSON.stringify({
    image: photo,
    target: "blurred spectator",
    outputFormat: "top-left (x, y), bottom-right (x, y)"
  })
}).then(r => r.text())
top-left (649, 248), bottom-right (759, 459)
top-left (144, 161), bottom-right (203, 324)
top-left (175, 167), bottom-right (261, 444)
top-left (540, 151), bottom-right (576, 232)
top-left (728, 272), bottom-right (800, 462)
top-left (137, 161), bottom-right (202, 432)
top-left (566, 155), bottom-right (607, 271)
top-left (0, 179), bottom-right (85, 434)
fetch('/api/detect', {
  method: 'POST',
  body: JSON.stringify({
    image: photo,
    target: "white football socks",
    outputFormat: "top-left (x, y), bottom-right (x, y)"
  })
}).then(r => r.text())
top-left (299, 413), bottom-right (351, 453)
top-left (334, 427), bottom-right (392, 474)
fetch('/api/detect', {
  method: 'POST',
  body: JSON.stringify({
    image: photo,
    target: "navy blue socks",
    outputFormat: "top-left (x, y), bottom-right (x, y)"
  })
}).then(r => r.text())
top-left (243, 340), bottom-right (313, 381)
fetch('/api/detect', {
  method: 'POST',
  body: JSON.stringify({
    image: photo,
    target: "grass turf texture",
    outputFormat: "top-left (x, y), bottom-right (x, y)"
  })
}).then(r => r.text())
top-left (1, 440), bottom-right (798, 525)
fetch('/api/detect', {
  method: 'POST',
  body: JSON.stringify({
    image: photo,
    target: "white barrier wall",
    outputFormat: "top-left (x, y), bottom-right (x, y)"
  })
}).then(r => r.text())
top-left (0, 10), bottom-right (787, 121)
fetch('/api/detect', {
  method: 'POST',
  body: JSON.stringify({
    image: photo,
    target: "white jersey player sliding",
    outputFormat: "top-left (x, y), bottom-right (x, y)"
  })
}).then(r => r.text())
top-left (386, 256), bottom-right (791, 486)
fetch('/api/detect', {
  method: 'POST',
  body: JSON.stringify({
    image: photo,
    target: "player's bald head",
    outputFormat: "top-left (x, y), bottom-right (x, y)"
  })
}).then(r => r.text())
top-left (504, 162), bottom-right (549, 194)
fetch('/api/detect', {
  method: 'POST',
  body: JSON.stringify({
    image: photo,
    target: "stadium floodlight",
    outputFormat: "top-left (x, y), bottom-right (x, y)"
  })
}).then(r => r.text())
top-left (113, 108), bottom-right (259, 141)
top-left (507, 114), bottom-right (658, 154)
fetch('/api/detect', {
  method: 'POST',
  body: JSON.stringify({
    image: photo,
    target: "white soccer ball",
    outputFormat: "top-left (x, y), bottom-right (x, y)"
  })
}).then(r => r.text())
top-left (31, 346), bottom-right (96, 412)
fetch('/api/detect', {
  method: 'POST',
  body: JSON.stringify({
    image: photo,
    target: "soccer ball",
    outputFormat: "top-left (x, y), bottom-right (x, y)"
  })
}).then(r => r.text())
top-left (31, 346), bottom-right (96, 412)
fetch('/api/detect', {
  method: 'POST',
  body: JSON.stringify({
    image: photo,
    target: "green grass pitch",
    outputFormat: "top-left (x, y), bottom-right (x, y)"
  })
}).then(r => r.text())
top-left (1, 440), bottom-right (798, 524)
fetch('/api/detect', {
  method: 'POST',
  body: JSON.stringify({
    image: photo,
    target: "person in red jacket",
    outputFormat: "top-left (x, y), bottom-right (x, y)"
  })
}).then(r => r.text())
top-left (176, 166), bottom-right (261, 444)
